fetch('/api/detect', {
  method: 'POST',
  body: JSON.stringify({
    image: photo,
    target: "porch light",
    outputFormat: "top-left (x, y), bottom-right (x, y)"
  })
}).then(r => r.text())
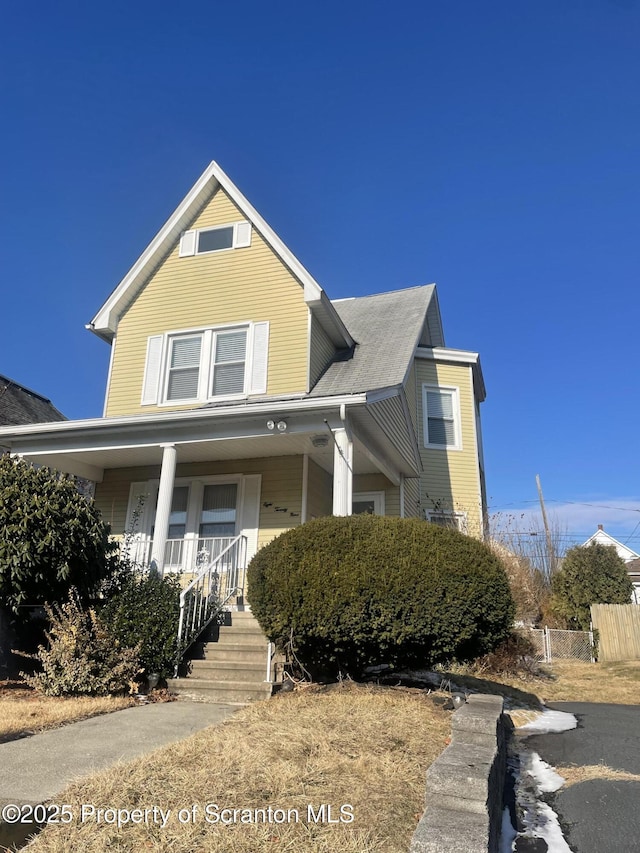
top-left (266, 419), bottom-right (287, 431)
top-left (311, 434), bottom-right (329, 448)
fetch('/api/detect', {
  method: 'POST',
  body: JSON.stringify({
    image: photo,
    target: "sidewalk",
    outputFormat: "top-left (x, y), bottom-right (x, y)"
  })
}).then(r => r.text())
top-left (0, 700), bottom-right (237, 804)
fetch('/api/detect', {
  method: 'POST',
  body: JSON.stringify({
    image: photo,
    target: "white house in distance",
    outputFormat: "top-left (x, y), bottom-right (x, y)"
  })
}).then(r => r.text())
top-left (582, 525), bottom-right (640, 604)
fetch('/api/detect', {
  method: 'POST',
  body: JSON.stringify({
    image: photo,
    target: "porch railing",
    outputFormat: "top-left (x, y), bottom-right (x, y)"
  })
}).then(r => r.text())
top-left (128, 536), bottom-right (238, 573)
top-left (175, 534), bottom-right (248, 673)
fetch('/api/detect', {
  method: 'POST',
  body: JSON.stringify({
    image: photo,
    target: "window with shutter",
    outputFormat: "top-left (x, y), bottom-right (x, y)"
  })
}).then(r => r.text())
top-left (422, 385), bottom-right (461, 449)
top-left (145, 322), bottom-right (267, 405)
top-left (179, 222), bottom-right (252, 256)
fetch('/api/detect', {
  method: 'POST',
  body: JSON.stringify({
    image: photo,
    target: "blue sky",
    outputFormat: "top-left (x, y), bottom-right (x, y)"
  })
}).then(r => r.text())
top-left (1, 1), bottom-right (639, 548)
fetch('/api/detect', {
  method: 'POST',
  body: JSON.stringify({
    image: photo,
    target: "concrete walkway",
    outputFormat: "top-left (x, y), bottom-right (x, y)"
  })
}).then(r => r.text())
top-left (0, 700), bottom-right (237, 804)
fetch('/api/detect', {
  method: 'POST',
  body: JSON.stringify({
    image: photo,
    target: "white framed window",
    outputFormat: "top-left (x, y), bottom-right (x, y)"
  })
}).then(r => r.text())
top-left (422, 385), bottom-right (462, 450)
top-left (164, 327), bottom-right (248, 403)
top-left (426, 510), bottom-right (468, 533)
top-left (179, 221), bottom-right (252, 257)
top-left (352, 491), bottom-right (385, 516)
top-left (142, 321), bottom-right (269, 406)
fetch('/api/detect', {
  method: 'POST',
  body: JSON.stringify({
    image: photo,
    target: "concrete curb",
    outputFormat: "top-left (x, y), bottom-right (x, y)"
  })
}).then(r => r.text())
top-left (410, 694), bottom-right (511, 853)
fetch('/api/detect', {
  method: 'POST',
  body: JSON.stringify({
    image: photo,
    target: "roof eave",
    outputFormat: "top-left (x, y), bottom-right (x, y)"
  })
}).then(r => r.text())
top-left (88, 161), bottom-right (354, 349)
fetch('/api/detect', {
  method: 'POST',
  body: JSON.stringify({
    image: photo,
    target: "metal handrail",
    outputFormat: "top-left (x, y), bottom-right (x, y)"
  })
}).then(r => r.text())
top-left (174, 534), bottom-right (247, 675)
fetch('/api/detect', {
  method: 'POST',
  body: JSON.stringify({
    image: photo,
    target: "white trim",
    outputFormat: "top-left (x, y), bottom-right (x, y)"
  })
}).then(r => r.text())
top-left (469, 369), bottom-right (485, 535)
top-left (416, 346), bottom-right (479, 364)
top-left (399, 475), bottom-right (405, 518)
top-left (181, 220), bottom-right (252, 256)
top-left (128, 472), bottom-right (260, 568)
top-left (426, 509), bottom-right (468, 534)
top-left (102, 337), bottom-right (117, 418)
top-left (306, 307), bottom-right (312, 393)
top-left (89, 162), bottom-right (353, 349)
top-left (352, 491), bottom-right (385, 516)
top-left (0, 393), bottom-right (369, 439)
top-left (301, 453), bottom-right (309, 523)
top-left (159, 323), bottom-right (251, 406)
top-left (422, 384), bottom-right (463, 451)
top-left (416, 346), bottom-right (485, 402)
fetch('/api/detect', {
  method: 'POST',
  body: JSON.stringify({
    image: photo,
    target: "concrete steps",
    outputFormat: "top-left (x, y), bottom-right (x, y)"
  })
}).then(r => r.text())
top-left (168, 610), bottom-right (273, 705)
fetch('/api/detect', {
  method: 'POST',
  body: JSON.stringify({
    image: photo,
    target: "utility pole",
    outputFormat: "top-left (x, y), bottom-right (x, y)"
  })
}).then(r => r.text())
top-left (536, 474), bottom-right (556, 578)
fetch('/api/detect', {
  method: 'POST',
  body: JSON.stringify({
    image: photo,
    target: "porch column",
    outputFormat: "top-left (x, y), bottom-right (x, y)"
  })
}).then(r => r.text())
top-left (332, 428), bottom-right (353, 516)
top-left (150, 443), bottom-right (177, 576)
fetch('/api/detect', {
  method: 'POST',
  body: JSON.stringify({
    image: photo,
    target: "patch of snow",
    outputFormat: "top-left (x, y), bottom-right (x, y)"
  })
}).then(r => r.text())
top-left (528, 751), bottom-right (565, 793)
top-left (531, 801), bottom-right (574, 852)
top-left (500, 806), bottom-right (517, 853)
top-left (519, 707), bottom-right (577, 735)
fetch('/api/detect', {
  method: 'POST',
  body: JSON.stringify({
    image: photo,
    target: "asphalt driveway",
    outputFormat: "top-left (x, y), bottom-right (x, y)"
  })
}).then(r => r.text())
top-left (523, 702), bottom-right (640, 853)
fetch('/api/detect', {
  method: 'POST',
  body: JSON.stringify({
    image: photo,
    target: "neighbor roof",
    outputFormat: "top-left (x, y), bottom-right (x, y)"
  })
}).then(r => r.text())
top-left (0, 375), bottom-right (66, 426)
top-left (310, 285), bottom-right (439, 397)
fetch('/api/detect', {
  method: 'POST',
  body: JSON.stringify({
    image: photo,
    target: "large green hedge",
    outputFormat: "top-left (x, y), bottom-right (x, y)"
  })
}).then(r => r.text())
top-left (247, 515), bottom-right (514, 679)
top-left (0, 455), bottom-right (118, 617)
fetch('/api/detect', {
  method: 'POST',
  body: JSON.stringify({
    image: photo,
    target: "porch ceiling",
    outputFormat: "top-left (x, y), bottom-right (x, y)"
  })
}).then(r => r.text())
top-left (20, 431), bottom-right (380, 481)
top-left (2, 393), bottom-right (420, 484)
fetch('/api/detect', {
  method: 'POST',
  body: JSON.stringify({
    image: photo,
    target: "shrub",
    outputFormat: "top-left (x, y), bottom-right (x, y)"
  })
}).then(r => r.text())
top-left (101, 572), bottom-right (181, 679)
top-left (247, 515), bottom-right (514, 679)
top-left (550, 543), bottom-right (633, 630)
top-left (22, 593), bottom-right (141, 696)
top-left (0, 455), bottom-right (119, 618)
top-left (473, 630), bottom-right (541, 677)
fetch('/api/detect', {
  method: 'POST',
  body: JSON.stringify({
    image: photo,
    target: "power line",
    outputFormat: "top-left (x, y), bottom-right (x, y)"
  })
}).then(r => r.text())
top-left (490, 499), bottom-right (640, 514)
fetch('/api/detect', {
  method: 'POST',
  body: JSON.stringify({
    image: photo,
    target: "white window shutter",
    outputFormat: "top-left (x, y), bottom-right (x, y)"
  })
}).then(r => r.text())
top-left (179, 230), bottom-right (197, 256)
top-left (249, 322), bottom-right (269, 394)
top-left (234, 221), bottom-right (252, 248)
top-left (141, 335), bottom-right (164, 405)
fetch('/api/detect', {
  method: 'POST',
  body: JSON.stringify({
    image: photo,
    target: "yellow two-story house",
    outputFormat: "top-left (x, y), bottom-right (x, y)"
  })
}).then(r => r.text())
top-left (0, 162), bottom-right (487, 604)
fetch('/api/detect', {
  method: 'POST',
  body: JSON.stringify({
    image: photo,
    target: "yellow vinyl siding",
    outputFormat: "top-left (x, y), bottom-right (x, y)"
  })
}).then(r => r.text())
top-left (105, 187), bottom-right (309, 416)
top-left (353, 473), bottom-right (400, 516)
top-left (403, 477), bottom-right (421, 518)
top-left (308, 314), bottom-right (336, 390)
top-left (306, 458), bottom-right (332, 519)
top-left (415, 359), bottom-right (483, 537)
top-left (95, 456), bottom-right (303, 549)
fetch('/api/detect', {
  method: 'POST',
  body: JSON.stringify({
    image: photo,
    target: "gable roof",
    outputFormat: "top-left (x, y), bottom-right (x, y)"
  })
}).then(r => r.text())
top-left (310, 285), bottom-right (440, 397)
top-left (88, 161), bottom-right (353, 350)
top-left (581, 527), bottom-right (640, 563)
top-left (0, 374), bottom-right (66, 426)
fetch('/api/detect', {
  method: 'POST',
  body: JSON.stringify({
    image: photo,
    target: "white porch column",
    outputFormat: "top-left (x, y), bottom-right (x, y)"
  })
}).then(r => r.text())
top-left (150, 443), bottom-right (177, 576)
top-left (332, 428), bottom-right (353, 516)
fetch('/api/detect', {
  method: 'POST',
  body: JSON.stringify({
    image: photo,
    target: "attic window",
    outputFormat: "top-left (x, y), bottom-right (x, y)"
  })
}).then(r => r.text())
top-left (198, 226), bottom-right (233, 253)
top-left (179, 222), bottom-right (252, 256)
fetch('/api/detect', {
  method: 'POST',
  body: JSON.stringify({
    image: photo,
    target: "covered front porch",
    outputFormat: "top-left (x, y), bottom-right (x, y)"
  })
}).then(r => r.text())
top-left (1, 394), bottom-right (421, 586)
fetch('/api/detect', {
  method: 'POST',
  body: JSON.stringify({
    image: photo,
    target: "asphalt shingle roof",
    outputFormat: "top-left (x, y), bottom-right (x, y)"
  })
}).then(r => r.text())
top-left (0, 375), bottom-right (66, 426)
top-left (310, 285), bottom-right (435, 397)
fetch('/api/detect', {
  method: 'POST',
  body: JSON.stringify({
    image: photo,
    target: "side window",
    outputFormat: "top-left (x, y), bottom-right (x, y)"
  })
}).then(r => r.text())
top-left (423, 385), bottom-right (461, 450)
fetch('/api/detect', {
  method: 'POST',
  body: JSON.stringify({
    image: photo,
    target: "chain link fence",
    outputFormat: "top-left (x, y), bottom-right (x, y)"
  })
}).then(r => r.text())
top-left (527, 627), bottom-right (594, 663)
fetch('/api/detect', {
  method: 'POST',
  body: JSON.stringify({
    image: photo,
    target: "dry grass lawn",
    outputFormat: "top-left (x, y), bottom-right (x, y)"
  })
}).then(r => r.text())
top-left (442, 659), bottom-right (640, 709)
top-left (8, 660), bottom-right (640, 850)
top-left (26, 684), bottom-right (451, 853)
top-left (555, 764), bottom-right (640, 787)
top-left (0, 681), bottom-right (136, 743)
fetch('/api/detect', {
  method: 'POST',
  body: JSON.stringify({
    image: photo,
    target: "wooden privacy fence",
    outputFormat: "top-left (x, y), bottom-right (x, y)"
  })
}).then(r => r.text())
top-left (590, 604), bottom-right (640, 661)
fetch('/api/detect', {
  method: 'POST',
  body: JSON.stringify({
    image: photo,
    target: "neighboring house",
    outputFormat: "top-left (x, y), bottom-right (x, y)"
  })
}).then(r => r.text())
top-left (581, 525), bottom-right (640, 603)
top-left (0, 374), bottom-right (65, 427)
top-left (0, 161), bottom-right (487, 591)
